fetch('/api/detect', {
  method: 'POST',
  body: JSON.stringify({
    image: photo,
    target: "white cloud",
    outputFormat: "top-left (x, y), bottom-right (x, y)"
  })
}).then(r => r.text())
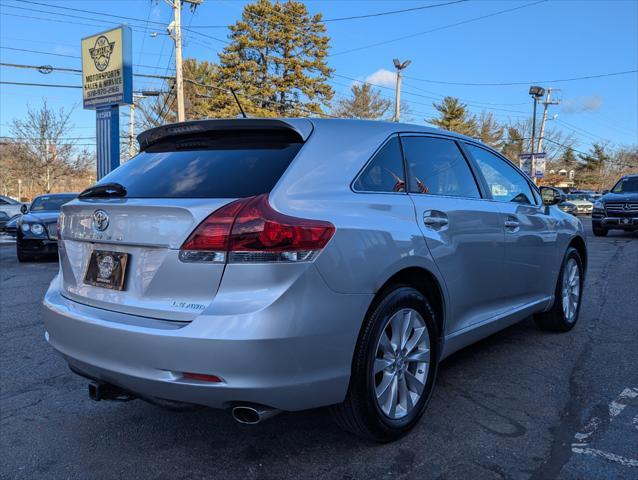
top-left (364, 69), bottom-right (397, 88)
top-left (562, 95), bottom-right (603, 113)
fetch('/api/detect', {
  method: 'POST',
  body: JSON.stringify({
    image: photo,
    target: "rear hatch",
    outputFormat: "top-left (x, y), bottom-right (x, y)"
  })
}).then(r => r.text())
top-left (59, 119), bottom-right (311, 321)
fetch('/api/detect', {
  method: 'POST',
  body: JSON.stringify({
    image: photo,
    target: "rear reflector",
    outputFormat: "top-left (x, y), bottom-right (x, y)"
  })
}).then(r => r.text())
top-left (180, 194), bottom-right (335, 263)
top-left (182, 372), bottom-right (223, 383)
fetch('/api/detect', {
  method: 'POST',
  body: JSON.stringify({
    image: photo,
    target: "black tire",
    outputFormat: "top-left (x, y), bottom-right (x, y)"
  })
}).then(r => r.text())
top-left (331, 286), bottom-right (439, 442)
top-left (535, 247), bottom-right (584, 332)
top-left (16, 244), bottom-right (33, 262)
top-left (592, 224), bottom-right (608, 236)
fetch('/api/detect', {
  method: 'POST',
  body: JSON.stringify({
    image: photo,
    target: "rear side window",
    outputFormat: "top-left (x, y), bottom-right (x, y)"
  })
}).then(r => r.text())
top-left (401, 136), bottom-right (480, 198)
top-left (466, 144), bottom-right (536, 204)
top-left (353, 137), bottom-right (406, 192)
top-left (96, 131), bottom-right (303, 198)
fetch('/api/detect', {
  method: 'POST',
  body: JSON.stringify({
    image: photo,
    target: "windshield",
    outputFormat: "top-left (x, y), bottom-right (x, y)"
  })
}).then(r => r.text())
top-left (567, 194), bottom-right (591, 201)
top-left (30, 195), bottom-right (75, 212)
top-left (611, 177), bottom-right (638, 193)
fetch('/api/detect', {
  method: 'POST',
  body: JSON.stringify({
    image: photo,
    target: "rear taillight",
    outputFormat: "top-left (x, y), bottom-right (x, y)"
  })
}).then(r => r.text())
top-left (179, 194), bottom-right (335, 263)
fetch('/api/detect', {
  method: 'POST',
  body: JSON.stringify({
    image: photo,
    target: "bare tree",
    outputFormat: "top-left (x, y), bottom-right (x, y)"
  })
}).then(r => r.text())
top-left (5, 100), bottom-right (95, 197)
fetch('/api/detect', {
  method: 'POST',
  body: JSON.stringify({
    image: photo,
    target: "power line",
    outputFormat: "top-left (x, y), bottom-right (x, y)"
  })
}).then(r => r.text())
top-left (0, 80), bottom-right (169, 95)
top-left (188, 0), bottom-right (469, 27)
top-left (0, 62), bottom-right (175, 80)
top-left (0, 47), bottom-right (174, 67)
top-left (329, 0), bottom-right (547, 57)
top-left (405, 69), bottom-right (638, 87)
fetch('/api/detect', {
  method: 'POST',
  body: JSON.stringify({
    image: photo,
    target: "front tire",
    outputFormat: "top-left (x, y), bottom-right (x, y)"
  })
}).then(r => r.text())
top-left (535, 247), bottom-right (584, 332)
top-left (592, 224), bottom-right (608, 236)
top-left (331, 286), bottom-right (438, 442)
top-left (16, 244), bottom-right (33, 262)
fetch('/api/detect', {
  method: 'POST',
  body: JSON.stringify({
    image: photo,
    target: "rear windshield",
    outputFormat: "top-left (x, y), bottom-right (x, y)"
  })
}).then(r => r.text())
top-left (96, 132), bottom-right (303, 198)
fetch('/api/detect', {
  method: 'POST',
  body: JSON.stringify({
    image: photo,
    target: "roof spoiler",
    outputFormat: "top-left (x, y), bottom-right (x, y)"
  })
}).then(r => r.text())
top-left (137, 119), bottom-right (313, 152)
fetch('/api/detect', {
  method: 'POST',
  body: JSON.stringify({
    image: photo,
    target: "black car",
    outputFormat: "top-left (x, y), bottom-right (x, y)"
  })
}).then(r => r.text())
top-left (592, 173), bottom-right (638, 236)
top-left (16, 193), bottom-right (77, 262)
top-left (0, 211), bottom-right (10, 232)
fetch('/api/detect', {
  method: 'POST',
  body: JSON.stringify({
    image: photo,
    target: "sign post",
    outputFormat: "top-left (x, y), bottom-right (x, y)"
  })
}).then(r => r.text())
top-left (518, 152), bottom-right (547, 179)
top-left (81, 26), bottom-right (132, 179)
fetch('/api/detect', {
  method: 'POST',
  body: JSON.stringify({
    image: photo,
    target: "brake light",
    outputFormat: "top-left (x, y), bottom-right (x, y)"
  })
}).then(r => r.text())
top-left (179, 194), bottom-right (335, 263)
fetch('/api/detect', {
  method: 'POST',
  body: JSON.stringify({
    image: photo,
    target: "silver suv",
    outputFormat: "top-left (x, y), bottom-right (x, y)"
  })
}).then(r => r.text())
top-left (43, 119), bottom-right (587, 441)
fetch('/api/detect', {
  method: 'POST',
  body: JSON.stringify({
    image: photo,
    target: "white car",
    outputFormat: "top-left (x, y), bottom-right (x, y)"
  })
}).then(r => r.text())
top-left (0, 195), bottom-right (23, 219)
top-left (565, 194), bottom-right (593, 215)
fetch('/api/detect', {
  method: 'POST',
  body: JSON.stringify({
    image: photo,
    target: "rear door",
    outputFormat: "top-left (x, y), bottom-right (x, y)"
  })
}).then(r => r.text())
top-left (401, 134), bottom-right (507, 333)
top-left (463, 143), bottom-right (558, 305)
top-left (59, 127), bottom-right (304, 321)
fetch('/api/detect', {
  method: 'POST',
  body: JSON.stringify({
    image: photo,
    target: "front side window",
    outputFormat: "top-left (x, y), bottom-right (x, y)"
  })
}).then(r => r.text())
top-left (466, 144), bottom-right (536, 204)
top-left (401, 136), bottom-right (480, 198)
top-left (353, 137), bottom-right (406, 193)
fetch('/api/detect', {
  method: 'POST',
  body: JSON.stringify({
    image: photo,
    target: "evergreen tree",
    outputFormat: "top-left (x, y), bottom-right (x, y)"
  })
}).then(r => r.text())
top-left (476, 111), bottom-right (504, 149)
top-left (561, 146), bottom-right (577, 167)
top-left (577, 143), bottom-right (610, 188)
top-left (500, 125), bottom-right (525, 161)
top-left (333, 83), bottom-right (392, 119)
top-left (429, 96), bottom-right (477, 136)
top-left (217, 0), bottom-right (333, 117)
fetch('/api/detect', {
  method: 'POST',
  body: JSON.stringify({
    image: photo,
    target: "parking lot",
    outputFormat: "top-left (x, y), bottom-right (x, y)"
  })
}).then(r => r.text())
top-left (1, 220), bottom-right (636, 480)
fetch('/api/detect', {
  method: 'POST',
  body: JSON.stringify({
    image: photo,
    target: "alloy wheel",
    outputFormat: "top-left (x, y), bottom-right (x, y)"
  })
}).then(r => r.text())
top-left (562, 258), bottom-right (581, 323)
top-left (373, 308), bottom-right (430, 419)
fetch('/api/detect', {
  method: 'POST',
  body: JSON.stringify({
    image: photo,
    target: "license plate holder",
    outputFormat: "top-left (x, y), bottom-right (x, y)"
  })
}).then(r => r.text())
top-left (84, 250), bottom-right (129, 291)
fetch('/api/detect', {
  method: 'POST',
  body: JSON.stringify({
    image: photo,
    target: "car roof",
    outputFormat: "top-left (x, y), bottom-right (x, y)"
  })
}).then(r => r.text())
top-left (137, 117), bottom-right (478, 152)
top-left (33, 193), bottom-right (78, 199)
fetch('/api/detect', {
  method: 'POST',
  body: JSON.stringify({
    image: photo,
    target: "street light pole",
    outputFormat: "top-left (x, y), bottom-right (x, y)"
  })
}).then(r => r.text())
top-left (392, 58), bottom-right (411, 122)
top-left (528, 86), bottom-right (545, 184)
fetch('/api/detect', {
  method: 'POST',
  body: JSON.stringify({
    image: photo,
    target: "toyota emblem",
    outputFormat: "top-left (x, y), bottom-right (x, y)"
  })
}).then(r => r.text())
top-left (92, 210), bottom-right (109, 232)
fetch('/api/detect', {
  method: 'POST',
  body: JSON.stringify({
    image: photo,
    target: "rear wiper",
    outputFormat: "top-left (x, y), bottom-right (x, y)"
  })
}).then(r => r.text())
top-left (79, 182), bottom-right (127, 199)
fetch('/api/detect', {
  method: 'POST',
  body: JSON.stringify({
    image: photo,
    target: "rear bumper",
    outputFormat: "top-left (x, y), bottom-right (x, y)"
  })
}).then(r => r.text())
top-left (43, 268), bottom-right (372, 411)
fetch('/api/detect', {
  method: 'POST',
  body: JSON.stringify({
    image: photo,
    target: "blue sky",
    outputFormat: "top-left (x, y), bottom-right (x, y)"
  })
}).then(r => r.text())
top-left (1, 0), bottom-right (637, 155)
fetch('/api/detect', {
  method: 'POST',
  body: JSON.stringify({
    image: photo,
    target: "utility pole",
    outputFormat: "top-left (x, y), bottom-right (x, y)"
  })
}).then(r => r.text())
top-left (392, 58), bottom-right (411, 122)
top-left (166, 0), bottom-right (201, 122)
top-left (129, 101), bottom-right (136, 159)
top-left (536, 88), bottom-right (560, 154)
top-left (168, 0), bottom-right (185, 122)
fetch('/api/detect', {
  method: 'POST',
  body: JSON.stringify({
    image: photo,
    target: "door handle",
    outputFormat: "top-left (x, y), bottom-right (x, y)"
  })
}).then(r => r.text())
top-left (504, 217), bottom-right (520, 231)
top-left (423, 211), bottom-right (449, 229)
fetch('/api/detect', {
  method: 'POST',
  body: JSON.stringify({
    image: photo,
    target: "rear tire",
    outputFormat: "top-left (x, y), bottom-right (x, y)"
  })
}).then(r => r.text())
top-left (592, 224), bottom-right (608, 236)
top-left (535, 247), bottom-right (583, 332)
top-left (331, 286), bottom-right (438, 442)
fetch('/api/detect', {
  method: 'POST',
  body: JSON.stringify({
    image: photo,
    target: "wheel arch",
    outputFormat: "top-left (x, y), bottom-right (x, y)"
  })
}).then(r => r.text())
top-left (370, 266), bottom-right (446, 341)
top-left (569, 235), bottom-right (587, 274)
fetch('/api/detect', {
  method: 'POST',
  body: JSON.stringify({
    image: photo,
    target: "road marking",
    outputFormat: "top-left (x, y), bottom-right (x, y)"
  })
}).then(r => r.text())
top-left (570, 447), bottom-right (638, 468)
top-left (571, 387), bottom-right (638, 467)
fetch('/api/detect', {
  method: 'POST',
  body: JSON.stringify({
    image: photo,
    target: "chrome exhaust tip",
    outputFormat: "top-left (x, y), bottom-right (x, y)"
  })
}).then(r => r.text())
top-left (231, 405), bottom-right (280, 424)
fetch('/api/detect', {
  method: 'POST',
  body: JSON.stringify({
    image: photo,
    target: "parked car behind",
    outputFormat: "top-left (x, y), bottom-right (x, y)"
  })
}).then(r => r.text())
top-left (42, 119), bottom-right (587, 442)
top-left (0, 211), bottom-right (10, 233)
top-left (0, 195), bottom-right (23, 218)
top-left (17, 193), bottom-right (77, 261)
top-left (592, 173), bottom-right (638, 236)
top-left (565, 194), bottom-right (594, 215)
top-left (558, 201), bottom-right (578, 215)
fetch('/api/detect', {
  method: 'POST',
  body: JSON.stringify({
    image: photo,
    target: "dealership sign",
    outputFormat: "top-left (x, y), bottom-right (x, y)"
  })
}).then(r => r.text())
top-left (81, 26), bottom-right (132, 109)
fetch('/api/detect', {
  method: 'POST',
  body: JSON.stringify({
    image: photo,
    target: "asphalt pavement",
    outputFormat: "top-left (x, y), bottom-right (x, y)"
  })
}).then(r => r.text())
top-left (1, 220), bottom-right (637, 480)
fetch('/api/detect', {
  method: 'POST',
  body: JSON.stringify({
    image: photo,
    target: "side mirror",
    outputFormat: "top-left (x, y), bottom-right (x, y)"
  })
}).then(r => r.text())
top-left (602, 189), bottom-right (609, 194)
top-left (20, 204), bottom-right (28, 214)
top-left (540, 186), bottom-right (564, 206)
